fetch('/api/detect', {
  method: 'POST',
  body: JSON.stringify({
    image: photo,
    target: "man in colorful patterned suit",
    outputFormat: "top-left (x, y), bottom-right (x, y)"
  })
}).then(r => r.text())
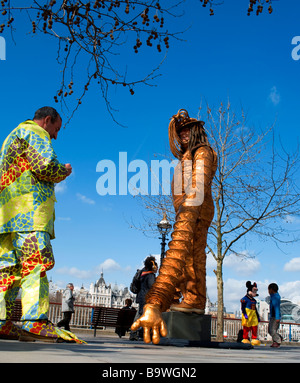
top-left (0, 106), bottom-right (74, 341)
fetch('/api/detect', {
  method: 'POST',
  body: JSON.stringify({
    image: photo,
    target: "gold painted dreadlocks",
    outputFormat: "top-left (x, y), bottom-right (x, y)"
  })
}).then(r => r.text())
top-left (131, 109), bottom-right (218, 344)
top-left (168, 109), bottom-right (208, 159)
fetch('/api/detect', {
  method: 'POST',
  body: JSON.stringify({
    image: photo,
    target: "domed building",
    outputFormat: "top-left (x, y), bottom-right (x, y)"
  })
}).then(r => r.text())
top-left (89, 271), bottom-right (136, 308)
top-left (89, 272), bottom-right (112, 307)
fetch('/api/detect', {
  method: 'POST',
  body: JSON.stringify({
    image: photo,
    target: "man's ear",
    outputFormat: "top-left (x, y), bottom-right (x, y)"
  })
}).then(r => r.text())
top-left (44, 115), bottom-right (52, 125)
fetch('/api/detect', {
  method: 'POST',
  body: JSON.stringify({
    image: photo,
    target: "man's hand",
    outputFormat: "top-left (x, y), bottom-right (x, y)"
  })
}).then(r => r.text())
top-left (65, 163), bottom-right (72, 176)
top-left (131, 303), bottom-right (168, 344)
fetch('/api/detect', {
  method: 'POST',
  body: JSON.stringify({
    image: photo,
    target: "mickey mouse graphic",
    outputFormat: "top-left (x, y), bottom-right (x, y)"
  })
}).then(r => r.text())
top-left (240, 281), bottom-right (261, 346)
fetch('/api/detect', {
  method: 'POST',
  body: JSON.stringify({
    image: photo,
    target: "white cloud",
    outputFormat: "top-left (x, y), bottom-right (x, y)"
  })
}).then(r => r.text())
top-left (284, 214), bottom-right (300, 224)
top-left (284, 215), bottom-right (296, 224)
top-left (284, 258), bottom-right (300, 272)
top-left (56, 266), bottom-right (93, 280)
top-left (268, 86), bottom-right (280, 106)
top-left (57, 217), bottom-right (71, 221)
top-left (277, 281), bottom-right (300, 304)
top-left (223, 252), bottom-right (260, 275)
top-left (56, 258), bottom-right (132, 281)
top-left (99, 258), bottom-right (122, 272)
top-left (206, 251), bottom-right (260, 276)
top-left (55, 181), bottom-right (67, 193)
top-left (76, 193), bottom-right (95, 205)
top-left (206, 275), bottom-right (217, 302)
top-left (206, 253), bottom-right (217, 271)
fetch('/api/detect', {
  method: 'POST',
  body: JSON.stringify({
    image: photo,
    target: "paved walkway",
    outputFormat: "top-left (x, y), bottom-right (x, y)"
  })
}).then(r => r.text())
top-left (1, 330), bottom-right (300, 365)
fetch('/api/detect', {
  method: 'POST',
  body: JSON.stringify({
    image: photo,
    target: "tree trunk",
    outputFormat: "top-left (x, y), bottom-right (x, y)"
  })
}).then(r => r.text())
top-left (216, 259), bottom-right (224, 342)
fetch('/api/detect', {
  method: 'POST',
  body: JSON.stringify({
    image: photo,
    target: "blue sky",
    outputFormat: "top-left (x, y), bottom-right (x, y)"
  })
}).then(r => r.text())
top-left (0, 0), bottom-right (300, 312)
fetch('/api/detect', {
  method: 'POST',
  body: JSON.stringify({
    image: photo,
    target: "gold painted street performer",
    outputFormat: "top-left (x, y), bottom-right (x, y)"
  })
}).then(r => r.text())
top-left (131, 109), bottom-right (217, 344)
top-left (0, 106), bottom-right (84, 343)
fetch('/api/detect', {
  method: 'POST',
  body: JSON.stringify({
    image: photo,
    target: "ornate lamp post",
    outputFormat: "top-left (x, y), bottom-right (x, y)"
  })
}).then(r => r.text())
top-left (157, 212), bottom-right (172, 267)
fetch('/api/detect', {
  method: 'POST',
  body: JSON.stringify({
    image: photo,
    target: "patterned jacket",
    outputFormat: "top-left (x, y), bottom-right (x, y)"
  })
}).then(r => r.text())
top-left (0, 120), bottom-right (69, 239)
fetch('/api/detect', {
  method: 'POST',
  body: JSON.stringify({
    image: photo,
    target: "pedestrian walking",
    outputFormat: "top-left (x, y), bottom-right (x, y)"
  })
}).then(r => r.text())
top-left (57, 283), bottom-right (75, 331)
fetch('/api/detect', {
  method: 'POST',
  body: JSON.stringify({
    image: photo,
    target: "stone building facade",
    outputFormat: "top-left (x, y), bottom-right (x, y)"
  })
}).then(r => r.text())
top-left (88, 272), bottom-right (137, 308)
top-left (49, 272), bottom-right (137, 309)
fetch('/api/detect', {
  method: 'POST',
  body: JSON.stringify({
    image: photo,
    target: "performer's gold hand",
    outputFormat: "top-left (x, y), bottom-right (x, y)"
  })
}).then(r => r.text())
top-left (131, 303), bottom-right (168, 344)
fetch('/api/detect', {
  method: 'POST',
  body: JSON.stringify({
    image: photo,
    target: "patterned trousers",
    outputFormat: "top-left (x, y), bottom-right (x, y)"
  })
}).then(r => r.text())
top-left (0, 231), bottom-right (54, 322)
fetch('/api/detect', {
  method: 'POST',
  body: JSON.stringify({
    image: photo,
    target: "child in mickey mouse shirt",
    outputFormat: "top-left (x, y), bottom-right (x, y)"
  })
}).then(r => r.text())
top-left (240, 281), bottom-right (261, 346)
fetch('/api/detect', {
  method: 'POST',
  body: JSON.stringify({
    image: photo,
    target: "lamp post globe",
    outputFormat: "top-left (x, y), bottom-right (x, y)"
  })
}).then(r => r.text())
top-left (157, 212), bottom-right (172, 267)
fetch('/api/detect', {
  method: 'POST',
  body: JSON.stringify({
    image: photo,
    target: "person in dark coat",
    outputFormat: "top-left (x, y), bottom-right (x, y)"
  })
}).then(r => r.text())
top-left (130, 256), bottom-right (158, 340)
top-left (136, 257), bottom-right (158, 315)
top-left (115, 299), bottom-right (136, 338)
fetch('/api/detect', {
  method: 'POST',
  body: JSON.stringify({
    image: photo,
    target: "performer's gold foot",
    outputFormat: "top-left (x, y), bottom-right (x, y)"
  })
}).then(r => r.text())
top-left (170, 301), bottom-right (205, 314)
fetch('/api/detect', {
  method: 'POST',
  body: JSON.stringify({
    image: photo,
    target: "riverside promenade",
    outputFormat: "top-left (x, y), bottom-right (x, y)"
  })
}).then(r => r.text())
top-left (0, 329), bottom-right (299, 366)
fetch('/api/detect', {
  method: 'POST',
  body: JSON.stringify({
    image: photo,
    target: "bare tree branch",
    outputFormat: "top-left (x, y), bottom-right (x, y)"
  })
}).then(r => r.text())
top-left (0, 0), bottom-right (185, 125)
top-left (0, 0), bottom-right (277, 125)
